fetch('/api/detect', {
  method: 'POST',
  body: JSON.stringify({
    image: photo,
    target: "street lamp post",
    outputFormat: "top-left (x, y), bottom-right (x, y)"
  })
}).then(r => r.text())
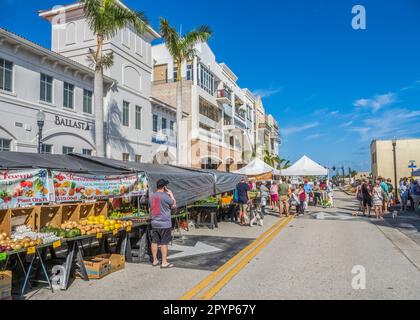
top-left (392, 139), bottom-right (398, 204)
top-left (36, 110), bottom-right (46, 154)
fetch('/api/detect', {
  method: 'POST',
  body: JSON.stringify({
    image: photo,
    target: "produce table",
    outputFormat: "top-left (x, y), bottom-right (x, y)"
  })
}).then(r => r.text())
top-left (186, 203), bottom-right (221, 229)
top-left (0, 223), bottom-right (142, 296)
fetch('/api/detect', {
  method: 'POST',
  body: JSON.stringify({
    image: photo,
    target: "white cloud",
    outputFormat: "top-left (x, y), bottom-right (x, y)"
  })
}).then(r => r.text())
top-left (305, 133), bottom-right (325, 141)
top-left (252, 86), bottom-right (283, 98)
top-left (282, 122), bottom-right (320, 136)
top-left (353, 93), bottom-right (396, 112)
top-left (341, 121), bottom-right (353, 127)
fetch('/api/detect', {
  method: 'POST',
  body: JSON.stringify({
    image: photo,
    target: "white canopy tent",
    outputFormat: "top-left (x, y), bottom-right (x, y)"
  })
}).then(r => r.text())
top-left (234, 158), bottom-right (280, 176)
top-left (281, 155), bottom-right (329, 177)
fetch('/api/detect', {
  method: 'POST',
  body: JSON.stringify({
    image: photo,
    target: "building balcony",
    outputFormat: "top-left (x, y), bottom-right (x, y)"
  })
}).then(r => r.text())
top-left (259, 123), bottom-right (272, 133)
top-left (217, 89), bottom-right (232, 104)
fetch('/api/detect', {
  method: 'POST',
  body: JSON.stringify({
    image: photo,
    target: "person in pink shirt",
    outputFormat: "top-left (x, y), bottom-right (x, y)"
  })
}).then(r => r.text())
top-left (270, 182), bottom-right (279, 211)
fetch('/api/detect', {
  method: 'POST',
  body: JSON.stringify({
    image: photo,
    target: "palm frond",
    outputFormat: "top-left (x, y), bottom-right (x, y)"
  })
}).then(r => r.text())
top-left (184, 25), bottom-right (212, 47)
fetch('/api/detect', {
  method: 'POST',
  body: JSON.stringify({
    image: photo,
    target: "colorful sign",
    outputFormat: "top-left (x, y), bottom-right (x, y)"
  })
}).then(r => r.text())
top-left (52, 171), bottom-right (147, 203)
top-left (0, 170), bottom-right (50, 209)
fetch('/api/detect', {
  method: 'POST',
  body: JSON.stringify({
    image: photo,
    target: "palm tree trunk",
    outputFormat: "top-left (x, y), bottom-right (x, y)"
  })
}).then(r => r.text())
top-left (95, 34), bottom-right (105, 157)
top-left (176, 61), bottom-right (182, 165)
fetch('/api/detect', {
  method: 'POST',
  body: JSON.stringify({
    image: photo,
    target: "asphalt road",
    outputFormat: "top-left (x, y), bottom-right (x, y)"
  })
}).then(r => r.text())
top-left (29, 190), bottom-right (420, 300)
top-left (213, 191), bottom-right (420, 300)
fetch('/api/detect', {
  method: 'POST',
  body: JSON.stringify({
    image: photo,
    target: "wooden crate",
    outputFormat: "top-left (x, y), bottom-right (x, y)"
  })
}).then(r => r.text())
top-left (95, 202), bottom-right (108, 217)
top-left (0, 209), bottom-right (11, 236)
top-left (11, 208), bottom-right (37, 231)
top-left (36, 205), bottom-right (62, 231)
top-left (79, 203), bottom-right (95, 220)
top-left (61, 204), bottom-right (80, 223)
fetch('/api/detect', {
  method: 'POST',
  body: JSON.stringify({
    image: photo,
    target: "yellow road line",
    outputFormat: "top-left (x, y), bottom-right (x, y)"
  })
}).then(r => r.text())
top-left (198, 216), bottom-right (294, 300)
top-left (180, 216), bottom-right (293, 300)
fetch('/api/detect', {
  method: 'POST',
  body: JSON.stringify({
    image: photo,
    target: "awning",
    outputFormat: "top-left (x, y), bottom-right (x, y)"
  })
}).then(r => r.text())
top-left (72, 155), bottom-right (215, 208)
top-left (0, 152), bottom-right (130, 174)
top-left (281, 155), bottom-right (328, 176)
top-left (234, 158), bottom-right (279, 176)
top-left (413, 169), bottom-right (420, 177)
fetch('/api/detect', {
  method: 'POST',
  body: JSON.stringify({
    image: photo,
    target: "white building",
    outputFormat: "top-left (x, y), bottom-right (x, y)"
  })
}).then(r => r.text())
top-left (39, 2), bottom-right (160, 162)
top-left (151, 42), bottom-right (256, 171)
top-left (0, 27), bottom-right (113, 155)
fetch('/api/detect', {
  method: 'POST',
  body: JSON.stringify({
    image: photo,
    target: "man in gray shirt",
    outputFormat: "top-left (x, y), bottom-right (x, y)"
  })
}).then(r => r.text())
top-left (149, 179), bottom-right (177, 269)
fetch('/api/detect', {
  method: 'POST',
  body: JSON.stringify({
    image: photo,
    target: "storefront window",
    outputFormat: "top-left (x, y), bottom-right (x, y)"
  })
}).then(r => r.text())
top-left (62, 146), bottom-right (74, 154)
top-left (41, 144), bottom-right (52, 154)
top-left (83, 89), bottom-right (93, 114)
top-left (40, 74), bottom-right (53, 103)
top-left (63, 82), bottom-right (74, 109)
top-left (0, 58), bottom-right (13, 92)
top-left (123, 101), bottom-right (130, 127)
top-left (83, 149), bottom-right (92, 156)
top-left (153, 115), bottom-right (158, 132)
top-left (135, 105), bottom-right (142, 130)
top-left (0, 139), bottom-right (11, 151)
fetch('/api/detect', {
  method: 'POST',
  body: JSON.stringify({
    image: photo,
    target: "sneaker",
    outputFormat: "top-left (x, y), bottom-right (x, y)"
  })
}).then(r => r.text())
top-left (259, 220), bottom-right (264, 227)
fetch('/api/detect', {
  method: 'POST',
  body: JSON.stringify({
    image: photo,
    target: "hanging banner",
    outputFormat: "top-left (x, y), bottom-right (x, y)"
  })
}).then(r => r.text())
top-left (0, 170), bottom-right (50, 209)
top-left (52, 171), bottom-right (147, 202)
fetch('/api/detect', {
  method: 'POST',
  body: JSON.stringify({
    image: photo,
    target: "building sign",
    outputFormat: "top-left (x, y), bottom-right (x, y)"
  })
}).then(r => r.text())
top-left (52, 171), bottom-right (147, 202)
top-left (55, 116), bottom-right (91, 131)
top-left (0, 169), bottom-right (50, 208)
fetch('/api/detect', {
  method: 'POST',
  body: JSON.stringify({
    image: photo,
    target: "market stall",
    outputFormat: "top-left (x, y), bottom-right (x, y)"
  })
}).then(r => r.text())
top-left (280, 155), bottom-right (329, 177)
top-left (233, 158), bottom-right (279, 179)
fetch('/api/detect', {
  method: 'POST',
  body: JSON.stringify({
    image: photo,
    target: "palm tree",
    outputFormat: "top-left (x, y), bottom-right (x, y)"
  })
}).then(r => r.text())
top-left (81, 0), bottom-right (149, 157)
top-left (159, 18), bottom-right (212, 165)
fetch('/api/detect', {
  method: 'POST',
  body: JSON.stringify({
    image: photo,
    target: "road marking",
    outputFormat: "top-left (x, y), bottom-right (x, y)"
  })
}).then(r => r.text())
top-left (169, 242), bottom-right (223, 260)
top-left (180, 216), bottom-right (293, 300)
top-left (198, 216), bottom-right (294, 300)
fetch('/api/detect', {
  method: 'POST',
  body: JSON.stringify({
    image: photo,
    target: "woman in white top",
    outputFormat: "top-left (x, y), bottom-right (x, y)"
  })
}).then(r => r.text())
top-left (372, 179), bottom-right (384, 220)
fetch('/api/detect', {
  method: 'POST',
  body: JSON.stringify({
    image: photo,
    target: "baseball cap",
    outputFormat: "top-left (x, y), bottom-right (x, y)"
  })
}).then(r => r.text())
top-left (157, 179), bottom-right (169, 189)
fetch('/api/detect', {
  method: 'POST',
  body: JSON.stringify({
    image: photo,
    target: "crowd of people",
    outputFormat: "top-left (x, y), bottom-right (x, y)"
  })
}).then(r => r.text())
top-left (356, 177), bottom-right (420, 220)
top-left (234, 177), bottom-right (333, 227)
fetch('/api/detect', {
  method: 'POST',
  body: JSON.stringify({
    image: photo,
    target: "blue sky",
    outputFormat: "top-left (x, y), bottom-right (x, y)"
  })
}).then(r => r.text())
top-left (1, 0), bottom-right (420, 172)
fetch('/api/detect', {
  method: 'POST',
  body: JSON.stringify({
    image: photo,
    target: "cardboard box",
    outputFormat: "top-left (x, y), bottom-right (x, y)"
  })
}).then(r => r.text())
top-left (96, 254), bottom-right (125, 274)
top-left (0, 271), bottom-right (12, 300)
top-left (83, 256), bottom-right (112, 279)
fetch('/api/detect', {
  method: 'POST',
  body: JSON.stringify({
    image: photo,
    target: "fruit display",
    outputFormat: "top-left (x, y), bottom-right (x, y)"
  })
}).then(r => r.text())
top-left (44, 215), bottom-right (133, 237)
top-left (109, 204), bottom-right (149, 219)
top-left (0, 226), bottom-right (61, 252)
top-left (193, 196), bottom-right (220, 206)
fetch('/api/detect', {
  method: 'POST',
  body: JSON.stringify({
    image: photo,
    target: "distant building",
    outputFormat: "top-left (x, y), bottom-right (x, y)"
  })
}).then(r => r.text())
top-left (371, 138), bottom-right (420, 184)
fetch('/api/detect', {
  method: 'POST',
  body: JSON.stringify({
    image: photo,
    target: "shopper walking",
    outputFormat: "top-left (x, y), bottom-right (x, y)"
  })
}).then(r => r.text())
top-left (298, 184), bottom-right (306, 215)
top-left (236, 178), bottom-right (251, 226)
top-left (380, 177), bottom-right (389, 214)
top-left (259, 182), bottom-right (270, 224)
top-left (149, 179), bottom-right (177, 269)
top-left (361, 179), bottom-right (372, 217)
top-left (372, 179), bottom-right (384, 220)
top-left (313, 181), bottom-right (322, 207)
top-left (278, 178), bottom-right (291, 217)
top-left (270, 181), bottom-right (279, 211)
top-left (400, 181), bottom-right (409, 212)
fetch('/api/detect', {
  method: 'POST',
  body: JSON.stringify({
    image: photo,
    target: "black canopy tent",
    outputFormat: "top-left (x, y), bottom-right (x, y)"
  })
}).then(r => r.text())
top-left (71, 155), bottom-right (215, 208)
top-left (171, 166), bottom-right (245, 195)
top-left (0, 152), bottom-right (130, 174)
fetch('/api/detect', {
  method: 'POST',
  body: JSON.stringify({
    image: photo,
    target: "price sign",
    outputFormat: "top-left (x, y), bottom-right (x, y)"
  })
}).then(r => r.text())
top-left (126, 226), bottom-right (132, 233)
top-left (53, 240), bottom-right (61, 249)
top-left (113, 229), bottom-right (118, 236)
top-left (0, 252), bottom-right (7, 261)
top-left (96, 233), bottom-right (103, 239)
top-left (27, 247), bottom-right (36, 255)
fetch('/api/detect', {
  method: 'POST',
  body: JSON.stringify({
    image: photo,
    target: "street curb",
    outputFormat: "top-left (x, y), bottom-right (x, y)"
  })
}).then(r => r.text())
top-left (374, 219), bottom-right (420, 272)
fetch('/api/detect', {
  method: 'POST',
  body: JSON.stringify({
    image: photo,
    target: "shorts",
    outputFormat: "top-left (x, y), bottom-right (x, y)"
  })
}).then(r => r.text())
top-left (280, 195), bottom-right (288, 203)
top-left (239, 203), bottom-right (249, 212)
top-left (271, 194), bottom-right (279, 202)
top-left (151, 228), bottom-right (172, 246)
top-left (363, 196), bottom-right (372, 208)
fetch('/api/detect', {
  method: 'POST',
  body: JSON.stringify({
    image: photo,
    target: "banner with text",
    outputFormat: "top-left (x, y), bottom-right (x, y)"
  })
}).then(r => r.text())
top-left (0, 169), bottom-right (50, 209)
top-left (52, 171), bottom-right (147, 202)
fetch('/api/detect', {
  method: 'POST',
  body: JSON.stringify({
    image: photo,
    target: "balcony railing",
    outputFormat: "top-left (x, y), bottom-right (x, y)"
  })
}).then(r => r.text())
top-left (217, 89), bottom-right (232, 104)
top-left (259, 123), bottom-right (272, 132)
